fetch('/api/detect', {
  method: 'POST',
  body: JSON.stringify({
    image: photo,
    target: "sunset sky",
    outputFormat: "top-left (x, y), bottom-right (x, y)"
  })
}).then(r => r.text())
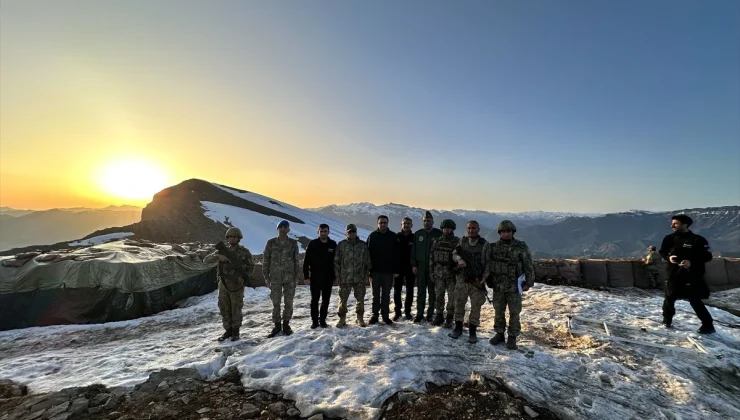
top-left (1, 0), bottom-right (738, 212)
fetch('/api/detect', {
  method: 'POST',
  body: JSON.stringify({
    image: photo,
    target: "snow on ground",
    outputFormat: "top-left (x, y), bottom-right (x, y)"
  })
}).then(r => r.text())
top-left (0, 285), bottom-right (738, 420)
top-left (201, 183), bottom-right (372, 252)
top-left (68, 232), bottom-right (134, 246)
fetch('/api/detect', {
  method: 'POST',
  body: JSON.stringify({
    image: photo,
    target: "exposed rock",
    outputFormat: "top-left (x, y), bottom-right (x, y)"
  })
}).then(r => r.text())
top-left (27, 410), bottom-right (46, 420)
top-left (43, 401), bottom-right (70, 419)
top-left (180, 396), bottom-right (191, 405)
top-left (196, 407), bottom-right (212, 414)
top-left (286, 407), bottom-right (300, 417)
top-left (240, 403), bottom-right (261, 418)
top-left (267, 401), bottom-right (287, 414)
top-left (91, 393), bottom-right (111, 407)
top-left (307, 414), bottom-right (324, 420)
top-left (524, 405), bottom-right (540, 418)
top-left (0, 378), bottom-right (28, 398)
top-left (69, 398), bottom-right (89, 415)
top-left (109, 412), bottom-right (122, 419)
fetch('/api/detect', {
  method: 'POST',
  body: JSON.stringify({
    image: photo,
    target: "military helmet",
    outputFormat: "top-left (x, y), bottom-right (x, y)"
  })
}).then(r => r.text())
top-left (497, 220), bottom-right (516, 233)
top-left (225, 227), bottom-right (243, 239)
top-left (440, 219), bottom-right (456, 230)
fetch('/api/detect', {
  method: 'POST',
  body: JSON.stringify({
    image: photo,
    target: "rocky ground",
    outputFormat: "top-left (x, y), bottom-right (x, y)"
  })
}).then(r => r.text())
top-left (0, 367), bottom-right (556, 420)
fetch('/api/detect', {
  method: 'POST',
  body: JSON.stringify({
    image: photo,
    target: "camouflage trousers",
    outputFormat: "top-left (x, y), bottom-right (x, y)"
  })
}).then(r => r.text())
top-left (646, 269), bottom-right (661, 288)
top-left (433, 269), bottom-right (456, 317)
top-left (270, 282), bottom-right (296, 324)
top-left (218, 281), bottom-right (244, 329)
top-left (454, 281), bottom-right (487, 326)
top-left (492, 291), bottom-right (523, 336)
top-left (337, 283), bottom-right (366, 317)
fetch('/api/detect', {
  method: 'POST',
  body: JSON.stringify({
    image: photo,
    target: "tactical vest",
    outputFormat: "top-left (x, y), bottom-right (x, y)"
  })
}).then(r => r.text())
top-left (461, 237), bottom-right (486, 281)
top-left (433, 235), bottom-right (457, 267)
top-left (217, 256), bottom-right (246, 292)
top-left (490, 241), bottom-right (518, 280)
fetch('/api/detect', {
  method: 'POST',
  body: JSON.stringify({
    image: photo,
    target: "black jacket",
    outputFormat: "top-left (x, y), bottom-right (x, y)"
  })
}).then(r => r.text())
top-left (366, 229), bottom-right (400, 274)
top-left (397, 231), bottom-right (414, 274)
top-left (659, 230), bottom-right (712, 299)
top-left (303, 238), bottom-right (337, 283)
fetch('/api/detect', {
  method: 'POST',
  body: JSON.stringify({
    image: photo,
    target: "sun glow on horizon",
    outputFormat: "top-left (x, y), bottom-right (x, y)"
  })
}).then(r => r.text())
top-left (95, 158), bottom-right (171, 203)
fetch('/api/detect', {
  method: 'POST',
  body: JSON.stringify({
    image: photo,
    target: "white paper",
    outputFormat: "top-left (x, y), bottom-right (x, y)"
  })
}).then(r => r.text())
top-left (518, 273), bottom-right (526, 294)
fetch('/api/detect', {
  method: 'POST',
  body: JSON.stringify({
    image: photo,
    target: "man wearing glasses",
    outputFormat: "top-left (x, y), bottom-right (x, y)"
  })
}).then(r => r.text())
top-left (334, 224), bottom-right (372, 327)
top-left (203, 227), bottom-right (255, 342)
top-left (366, 215), bottom-right (400, 325)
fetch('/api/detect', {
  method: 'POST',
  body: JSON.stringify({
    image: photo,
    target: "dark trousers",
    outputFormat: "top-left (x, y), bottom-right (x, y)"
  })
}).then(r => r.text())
top-left (394, 271), bottom-right (415, 315)
top-left (310, 281), bottom-right (333, 322)
top-left (662, 296), bottom-right (713, 326)
top-left (371, 272), bottom-right (394, 318)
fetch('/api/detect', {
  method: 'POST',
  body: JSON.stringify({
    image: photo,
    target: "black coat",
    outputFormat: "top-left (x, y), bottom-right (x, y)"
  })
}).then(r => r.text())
top-left (366, 229), bottom-right (400, 274)
top-left (302, 238), bottom-right (337, 283)
top-left (659, 231), bottom-right (712, 299)
top-left (397, 231), bottom-right (415, 274)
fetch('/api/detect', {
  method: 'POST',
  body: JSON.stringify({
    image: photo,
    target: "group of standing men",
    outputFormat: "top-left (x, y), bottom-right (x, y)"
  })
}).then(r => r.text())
top-left (204, 212), bottom-right (535, 350)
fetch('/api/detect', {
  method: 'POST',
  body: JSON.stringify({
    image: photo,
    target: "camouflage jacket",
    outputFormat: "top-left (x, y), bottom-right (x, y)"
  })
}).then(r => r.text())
top-left (644, 251), bottom-right (661, 269)
top-left (204, 245), bottom-right (255, 291)
top-left (263, 237), bottom-right (300, 285)
top-left (452, 236), bottom-right (487, 283)
top-left (334, 238), bottom-right (371, 284)
top-left (429, 234), bottom-right (460, 277)
top-left (482, 238), bottom-right (535, 292)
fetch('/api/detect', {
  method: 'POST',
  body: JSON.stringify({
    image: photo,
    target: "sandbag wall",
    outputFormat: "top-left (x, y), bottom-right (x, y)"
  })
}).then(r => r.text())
top-left (533, 257), bottom-right (740, 291)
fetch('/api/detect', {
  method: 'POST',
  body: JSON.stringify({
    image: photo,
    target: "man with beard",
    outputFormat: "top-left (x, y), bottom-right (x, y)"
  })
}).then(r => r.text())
top-left (659, 214), bottom-right (715, 334)
top-left (449, 221), bottom-right (488, 343)
top-left (303, 224), bottom-right (337, 329)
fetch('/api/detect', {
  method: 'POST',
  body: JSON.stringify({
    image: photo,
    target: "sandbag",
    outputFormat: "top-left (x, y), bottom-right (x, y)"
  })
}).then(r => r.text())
top-left (632, 261), bottom-right (653, 289)
top-left (724, 258), bottom-right (740, 287)
top-left (607, 261), bottom-right (635, 288)
top-left (704, 259), bottom-right (729, 292)
top-left (534, 259), bottom-right (559, 281)
top-left (580, 260), bottom-right (608, 287)
top-left (558, 259), bottom-right (582, 283)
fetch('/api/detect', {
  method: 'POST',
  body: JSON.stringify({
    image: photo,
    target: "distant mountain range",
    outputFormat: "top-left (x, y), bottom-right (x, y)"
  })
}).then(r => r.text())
top-left (1, 183), bottom-right (737, 259)
top-left (311, 203), bottom-right (740, 258)
top-left (308, 202), bottom-right (602, 232)
top-left (0, 206), bottom-right (142, 251)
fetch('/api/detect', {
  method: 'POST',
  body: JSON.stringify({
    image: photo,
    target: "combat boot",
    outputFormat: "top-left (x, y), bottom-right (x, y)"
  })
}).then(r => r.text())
top-left (336, 315), bottom-right (347, 328)
top-left (319, 318), bottom-right (328, 328)
top-left (489, 332), bottom-right (505, 345)
top-left (443, 314), bottom-right (454, 328)
top-left (217, 328), bottom-right (231, 342)
top-left (369, 314), bottom-right (379, 325)
top-left (282, 321), bottom-right (293, 336)
top-left (425, 313), bottom-right (434, 322)
top-left (404, 312), bottom-right (413, 321)
top-left (432, 312), bottom-right (444, 326)
top-left (231, 327), bottom-right (240, 341)
top-left (393, 312), bottom-right (402, 322)
top-left (697, 324), bottom-right (716, 334)
top-left (311, 320), bottom-right (319, 329)
top-left (506, 335), bottom-right (517, 350)
top-left (267, 323), bottom-right (281, 338)
top-left (468, 325), bottom-right (478, 343)
top-left (448, 321), bottom-right (464, 339)
top-left (413, 315), bottom-right (423, 323)
top-left (357, 314), bottom-right (367, 327)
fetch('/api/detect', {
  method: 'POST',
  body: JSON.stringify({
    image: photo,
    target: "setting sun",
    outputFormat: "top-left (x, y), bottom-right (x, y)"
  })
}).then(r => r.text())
top-left (96, 158), bottom-right (171, 202)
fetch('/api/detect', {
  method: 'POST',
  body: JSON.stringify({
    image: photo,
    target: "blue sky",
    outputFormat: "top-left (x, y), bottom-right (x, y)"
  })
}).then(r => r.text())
top-left (1, 0), bottom-right (738, 212)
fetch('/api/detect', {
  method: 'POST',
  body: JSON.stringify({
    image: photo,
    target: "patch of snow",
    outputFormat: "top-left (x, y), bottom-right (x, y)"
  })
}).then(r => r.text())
top-left (201, 183), bottom-right (372, 252)
top-left (68, 232), bottom-right (134, 246)
top-left (0, 285), bottom-right (737, 420)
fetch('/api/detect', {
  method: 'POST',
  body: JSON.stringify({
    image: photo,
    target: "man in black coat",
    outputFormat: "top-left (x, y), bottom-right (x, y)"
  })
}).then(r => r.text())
top-left (366, 215), bottom-right (400, 325)
top-left (658, 214), bottom-right (715, 334)
top-left (394, 217), bottom-right (416, 321)
top-left (303, 224), bottom-right (337, 329)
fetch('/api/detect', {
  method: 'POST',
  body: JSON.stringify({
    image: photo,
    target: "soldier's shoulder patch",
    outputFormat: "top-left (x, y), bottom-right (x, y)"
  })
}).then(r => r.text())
top-left (418, 236), bottom-right (424, 242)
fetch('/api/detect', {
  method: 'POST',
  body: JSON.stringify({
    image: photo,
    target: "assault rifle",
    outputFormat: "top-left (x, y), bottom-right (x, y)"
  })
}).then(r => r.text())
top-left (215, 240), bottom-right (250, 281)
top-left (454, 244), bottom-right (492, 304)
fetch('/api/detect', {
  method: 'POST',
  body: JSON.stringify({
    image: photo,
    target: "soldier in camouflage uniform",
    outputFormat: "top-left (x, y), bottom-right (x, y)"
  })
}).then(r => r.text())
top-left (429, 219), bottom-right (460, 326)
top-left (449, 221), bottom-right (488, 343)
top-left (482, 220), bottom-right (534, 350)
top-left (263, 220), bottom-right (301, 338)
top-left (643, 245), bottom-right (662, 288)
top-left (203, 227), bottom-right (255, 342)
top-left (334, 224), bottom-right (372, 327)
